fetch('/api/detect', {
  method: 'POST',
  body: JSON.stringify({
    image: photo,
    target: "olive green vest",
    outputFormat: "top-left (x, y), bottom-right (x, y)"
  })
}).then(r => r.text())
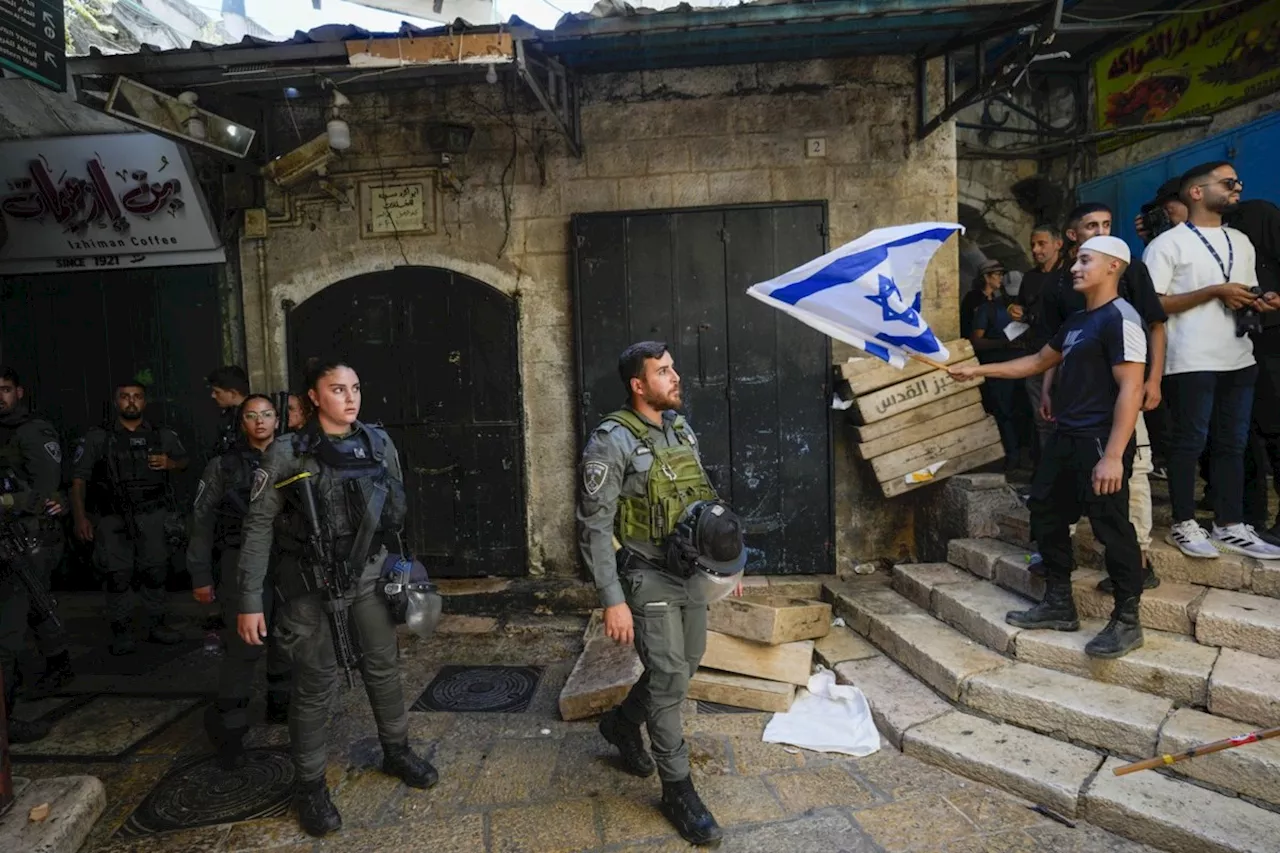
top-left (605, 409), bottom-right (717, 545)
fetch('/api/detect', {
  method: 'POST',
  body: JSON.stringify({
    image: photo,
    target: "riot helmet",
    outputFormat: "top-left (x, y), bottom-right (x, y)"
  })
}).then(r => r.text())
top-left (380, 553), bottom-right (443, 640)
top-left (672, 500), bottom-right (747, 604)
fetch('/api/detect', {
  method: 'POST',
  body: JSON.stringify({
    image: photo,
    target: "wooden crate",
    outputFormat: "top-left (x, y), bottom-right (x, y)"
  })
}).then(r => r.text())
top-left (838, 339), bottom-right (975, 395)
top-left (849, 358), bottom-right (983, 425)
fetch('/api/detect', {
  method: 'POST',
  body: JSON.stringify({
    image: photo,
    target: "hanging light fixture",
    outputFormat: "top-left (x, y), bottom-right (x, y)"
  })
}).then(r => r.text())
top-left (486, 64), bottom-right (498, 85)
top-left (327, 88), bottom-right (351, 151)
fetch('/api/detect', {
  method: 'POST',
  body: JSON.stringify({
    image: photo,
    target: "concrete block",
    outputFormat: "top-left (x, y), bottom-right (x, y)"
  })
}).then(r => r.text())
top-left (687, 136), bottom-right (752, 173)
top-left (963, 662), bottom-right (1173, 757)
top-left (707, 169), bottom-right (771, 204)
top-left (769, 167), bottom-right (833, 203)
top-left (867, 611), bottom-right (1010, 701)
top-left (765, 576), bottom-right (825, 600)
top-left (824, 583), bottom-right (922, 637)
top-left (903, 711), bottom-right (1102, 818)
top-left (1160, 707), bottom-right (1280, 806)
top-left (0, 775), bottom-right (105, 853)
top-left (561, 178), bottom-right (618, 213)
top-left (946, 538), bottom-right (1032, 580)
top-left (834, 656), bottom-right (952, 748)
top-left (1013, 620), bottom-right (1218, 706)
top-left (890, 562), bottom-right (972, 610)
top-left (672, 174), bottom-right (710, 207)
top-left (1248, 560), bottom-right (1280, 599)
top-left (1073, 572), bottom-right (1202, 635)
top-left (1147, 539), bottom-right (1253, 591)
top-left (617, 175), bottom-right (674, 210)
top-left (995, 508), bottom-right (1031, 547)
top-left (813, 626), bottom-right (880, 668)
top-left (1209, 648), bottom-right (1280, 727)
top-left (1195, 588), bottom-right (1280, 659)
top-left (1085, 756), bottom-right (1280, 853)
top-left (994, 555), bottom-right (1045, 601)
top-left (931, 580), bottom-right (1028, 654)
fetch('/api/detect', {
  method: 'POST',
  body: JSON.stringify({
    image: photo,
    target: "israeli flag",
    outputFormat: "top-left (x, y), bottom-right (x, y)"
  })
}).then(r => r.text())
top-left (748, 222), bottom-right (963, 368)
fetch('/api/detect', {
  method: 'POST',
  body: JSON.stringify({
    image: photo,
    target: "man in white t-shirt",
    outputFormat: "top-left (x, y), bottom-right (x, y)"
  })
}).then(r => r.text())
top-left (1144, 161), bottom-right (1280, 559)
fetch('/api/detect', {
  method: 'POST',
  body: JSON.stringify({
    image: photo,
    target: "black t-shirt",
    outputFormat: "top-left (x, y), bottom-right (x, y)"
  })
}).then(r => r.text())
top-left (1048, 298), bottom-right (1148, 439)
top-left (1014, 267), bottom-right (1063, 351)
top-left (972, 295), bottom-right (1022, 363)
top-left (959, 289), bottom-right (986, 340)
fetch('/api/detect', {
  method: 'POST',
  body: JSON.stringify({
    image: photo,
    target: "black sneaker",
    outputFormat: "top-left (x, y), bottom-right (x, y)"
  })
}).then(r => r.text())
top-left (599, 709), bottom-right (656, 777)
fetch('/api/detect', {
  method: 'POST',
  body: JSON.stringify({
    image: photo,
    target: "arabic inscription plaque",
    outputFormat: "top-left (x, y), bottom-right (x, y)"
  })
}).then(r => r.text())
top-left (360, 179), bottom-right (435, 238)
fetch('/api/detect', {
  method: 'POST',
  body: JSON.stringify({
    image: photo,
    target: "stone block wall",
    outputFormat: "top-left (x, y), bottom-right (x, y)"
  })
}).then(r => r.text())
top-left (239, 55), bottom-right (960, 579)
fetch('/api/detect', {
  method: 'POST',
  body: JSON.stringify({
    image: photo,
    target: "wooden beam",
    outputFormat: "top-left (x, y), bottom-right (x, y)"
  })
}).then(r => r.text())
top-left (838, 339), bottom-right (974, 395)
top-left (879, 441), bottom-right (1005, 497)
top-left (689, 670), bottom-right (795, 713)
top-left (852, 387), bottom-right (983, 444)
top-left (856, 402), bottom-right (988, 460)
top-left (851, 359), bottom-right (982, 425)
top-left (701, 632), bottom-right (814, 686)
top-left (709, 595), bottom-right (831, 645)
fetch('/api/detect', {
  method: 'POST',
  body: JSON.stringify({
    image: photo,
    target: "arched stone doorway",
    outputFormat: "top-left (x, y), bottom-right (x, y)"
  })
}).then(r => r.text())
top-left (287, 267), bottom-right (527, 577)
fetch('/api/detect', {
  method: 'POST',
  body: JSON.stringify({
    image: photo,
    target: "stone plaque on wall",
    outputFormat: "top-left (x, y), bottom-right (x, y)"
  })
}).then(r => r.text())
top-left (359, 175), bottom-right (436, 238)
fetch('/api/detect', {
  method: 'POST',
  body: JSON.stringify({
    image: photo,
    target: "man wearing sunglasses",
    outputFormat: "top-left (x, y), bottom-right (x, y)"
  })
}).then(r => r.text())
top-left (1144, 161), bottom-right (1280, 560)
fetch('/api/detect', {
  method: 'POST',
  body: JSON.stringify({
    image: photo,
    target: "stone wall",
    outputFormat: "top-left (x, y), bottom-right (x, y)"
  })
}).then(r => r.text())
top-left (238, 56), bottom-right (959, 578)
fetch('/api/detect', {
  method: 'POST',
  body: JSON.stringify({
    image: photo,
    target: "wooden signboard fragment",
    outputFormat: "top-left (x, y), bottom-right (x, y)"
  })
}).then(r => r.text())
top-left (701, 631), bottom-right (814, 687)
top-left (852, 387), bottom-right (983, 444)
top-left (880, 441), bottom-right (1006, 497)
top-left (839, 339), bottom-right (975, 395)
top-left (708, 595), bottom-right (831, 645)
top-left (689, 669), bottom-right (796, 713)
top-left (856, 403), bottom-right (988, 460)
top-left (852, 360), bottom-right (982, 425)
top-left (870, 416), bottom-right (1001, 482)
top-left (558, 610), bottom-right (643, 721)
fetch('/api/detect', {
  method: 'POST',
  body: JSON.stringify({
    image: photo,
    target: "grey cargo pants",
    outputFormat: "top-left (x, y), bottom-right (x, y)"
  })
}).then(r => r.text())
top-left (94, 509), bottom-right (171, 625)
top-left (273, 548), bottom-right (408, 782)
top-left (617, 562), bottom-right (707, 782)
top-left (213, 547), bottom-right (291, 733)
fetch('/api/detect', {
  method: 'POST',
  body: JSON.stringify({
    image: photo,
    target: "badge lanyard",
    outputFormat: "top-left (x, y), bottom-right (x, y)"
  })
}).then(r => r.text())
top-left (1185, 222), bottom-right (1233, 282)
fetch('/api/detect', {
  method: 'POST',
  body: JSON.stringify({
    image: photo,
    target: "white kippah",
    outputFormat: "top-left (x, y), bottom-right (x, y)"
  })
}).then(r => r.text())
top-left (1080, 235), bottom-right (1131, 264)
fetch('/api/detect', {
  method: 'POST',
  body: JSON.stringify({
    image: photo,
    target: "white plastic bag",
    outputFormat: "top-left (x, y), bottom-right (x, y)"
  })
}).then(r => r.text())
top-left (761, 665), bottom-right (880, 757)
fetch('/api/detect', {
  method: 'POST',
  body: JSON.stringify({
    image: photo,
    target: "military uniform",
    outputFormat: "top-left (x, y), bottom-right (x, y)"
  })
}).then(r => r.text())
top-left (73, 420), bottom-right (187, 641)
top-left (238, 418), bottom-right (435, 837)
top-left (189, 442), bottom-right (291, 758)
top-left (0, 403), bottom-right (70, 704)
top-left (576, 407), bottom-right (718, 784)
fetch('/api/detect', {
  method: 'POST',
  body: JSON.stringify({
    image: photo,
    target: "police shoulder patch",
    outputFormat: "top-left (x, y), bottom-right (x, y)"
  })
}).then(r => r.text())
top-left (72, 441), bottom-right (85, 464)
top-left (250, 468), bottom-right (272, 501)
top-left (44, 441), bottom-right (62, 463)
top-left (583, 460), bottom-right (609, 496)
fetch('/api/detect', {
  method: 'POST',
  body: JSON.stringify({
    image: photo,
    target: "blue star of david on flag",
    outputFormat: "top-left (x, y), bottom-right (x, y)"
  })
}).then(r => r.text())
top-left (746, 222), bottom-right (962, 368)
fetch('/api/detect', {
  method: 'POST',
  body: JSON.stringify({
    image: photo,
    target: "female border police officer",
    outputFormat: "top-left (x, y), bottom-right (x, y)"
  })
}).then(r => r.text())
top-left (236, 359), bottom-right (436, 837)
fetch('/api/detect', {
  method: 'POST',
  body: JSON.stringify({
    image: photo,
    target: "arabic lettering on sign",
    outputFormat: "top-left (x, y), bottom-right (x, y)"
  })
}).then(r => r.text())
top-left (368, 182), bottom-right (424, 234)
top-left (871, 373), bottom-right (958, 416)
top-left (1, 157), bottom-right (185, 237)
top-left (1105, 4), bottom-right (1249, 80)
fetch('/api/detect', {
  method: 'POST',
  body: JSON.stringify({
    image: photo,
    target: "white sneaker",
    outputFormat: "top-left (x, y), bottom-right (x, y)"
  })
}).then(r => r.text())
top-left (1167, 520), bottom-right (1219, 559)
top-left (1211, 524), bottom-right (1280, 560)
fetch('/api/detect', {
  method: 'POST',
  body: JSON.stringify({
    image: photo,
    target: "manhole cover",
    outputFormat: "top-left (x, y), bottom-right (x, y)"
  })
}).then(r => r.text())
top-left (116, 748), bottom-right (294, 837)
top-left (411, 665), bottom-right (542, 713)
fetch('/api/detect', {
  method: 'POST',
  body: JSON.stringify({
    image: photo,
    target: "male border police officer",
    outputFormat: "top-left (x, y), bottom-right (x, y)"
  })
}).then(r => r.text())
top-left (236, 359), bottom-right (435, 838)
top-left (71, 380), bottom-right (189, 655)
top-left (577, 341), bottom-right (747, 848)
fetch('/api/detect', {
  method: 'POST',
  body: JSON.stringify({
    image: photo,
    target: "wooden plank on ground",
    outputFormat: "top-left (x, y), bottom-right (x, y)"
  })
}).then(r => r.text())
top-left (880, 441), bottom-right (1006, 497)
top-left (708, 595), bottom-right (831, 645)
top-left (869, 416), bottom-right (1001, 482)
top-left (856, 403), bottom-right (988, 460)
top-left (838, 339), bottom-right (974, 395)
top-left (689, 669), bottom-right (796, 713)
top-left (701, 631), bottom-right (814, 687)
top-left (852, 387), bottom-right (983, 444)
top-left (852, 360), bottom-right (982, 425)
top-left (558, 610), bottom-right (643, 721)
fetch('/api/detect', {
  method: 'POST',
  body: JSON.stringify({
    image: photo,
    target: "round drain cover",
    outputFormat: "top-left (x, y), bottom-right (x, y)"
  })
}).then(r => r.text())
top-left (412, 665), bottom-right (541, 713)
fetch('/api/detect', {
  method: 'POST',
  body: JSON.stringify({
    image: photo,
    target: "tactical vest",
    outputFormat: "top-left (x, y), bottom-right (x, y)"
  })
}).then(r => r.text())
top-left (214, 446), bottom-right (261, 548)
top-left (88, 424), bottom-right (168, 513)
top-left (606, 409), bottom-right (717, 546)
top-left (277, 422), bottom-right (407, 563)
top-left (0, 419), bottom-right (24, 497)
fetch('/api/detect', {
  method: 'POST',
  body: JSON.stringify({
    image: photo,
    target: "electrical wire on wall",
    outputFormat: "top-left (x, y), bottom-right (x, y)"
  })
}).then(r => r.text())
top-left (365, 98), bottom-right (414, 269)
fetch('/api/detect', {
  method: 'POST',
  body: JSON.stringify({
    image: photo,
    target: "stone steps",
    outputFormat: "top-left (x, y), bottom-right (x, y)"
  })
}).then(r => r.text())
top-left (824, 584), bottom-right (1280, 853)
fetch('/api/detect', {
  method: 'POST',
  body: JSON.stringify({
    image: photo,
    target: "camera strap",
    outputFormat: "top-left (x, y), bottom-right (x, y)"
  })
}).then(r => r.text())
top-left (1186, 222), bottom-right (1234, 282)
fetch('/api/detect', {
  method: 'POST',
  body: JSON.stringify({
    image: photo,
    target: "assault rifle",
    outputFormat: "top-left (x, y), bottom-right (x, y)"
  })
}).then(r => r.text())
top-left (0, 510), bottom-right (61, 631)
top-left (280, 471), bottom-right (360, 687)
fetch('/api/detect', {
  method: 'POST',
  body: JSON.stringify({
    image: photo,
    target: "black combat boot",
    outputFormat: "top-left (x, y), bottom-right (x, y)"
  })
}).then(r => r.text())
top-left (146, 616), bottom-right (184, 645)
top-left (266, 692), bottom-right (290, 726)
top-left (660, 776), bottom-right (723, 847)
top-left (294, 777), bottom-right (342, 837)
top-left (1085, 597), bottom-right (1144, 659)
top-left (1096, 561), bottom-right (1160, 593)
top-left (1005, 577), bottom-right (1079, 631)
top-left (5, 695), bottom-right (51, 744)
top-left (382, 742), bottom-right (438, 789)
top-left (204, 703), bottom-right (248, 770)
top-left (27, 651), bottom-right (75, 699)
top-left (599, 709), bottom-right (656, 777)
top-left (109, 620), bottom-right (137, 656)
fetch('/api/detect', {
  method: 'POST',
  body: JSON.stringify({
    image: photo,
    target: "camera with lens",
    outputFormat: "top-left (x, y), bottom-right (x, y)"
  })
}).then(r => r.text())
top-left (1236, 285), bottom-right (1264, 337)
top-left (1139, 202), bottom-right (1174, 243)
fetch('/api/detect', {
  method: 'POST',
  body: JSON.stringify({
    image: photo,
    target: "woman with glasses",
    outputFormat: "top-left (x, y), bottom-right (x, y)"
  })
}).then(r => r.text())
top-left (188, 394), bottom-right (292, 768)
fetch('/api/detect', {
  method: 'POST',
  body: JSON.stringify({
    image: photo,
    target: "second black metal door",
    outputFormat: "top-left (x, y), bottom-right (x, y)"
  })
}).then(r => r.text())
top-left (573, 204), bottom-right (832, 575)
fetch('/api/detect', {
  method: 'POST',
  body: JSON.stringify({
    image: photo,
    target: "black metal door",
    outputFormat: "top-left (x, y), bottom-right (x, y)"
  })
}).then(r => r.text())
top-left (0, 265), bottom-right (225, 588)
top-left (573, 204), bottom-right (832, 575)
top-left (288, 267), bottom-right (527, 578)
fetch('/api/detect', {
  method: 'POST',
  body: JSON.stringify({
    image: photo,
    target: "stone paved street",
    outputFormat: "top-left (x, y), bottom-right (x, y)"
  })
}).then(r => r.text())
top-left (11, 608), bottom-right (1161, 853)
